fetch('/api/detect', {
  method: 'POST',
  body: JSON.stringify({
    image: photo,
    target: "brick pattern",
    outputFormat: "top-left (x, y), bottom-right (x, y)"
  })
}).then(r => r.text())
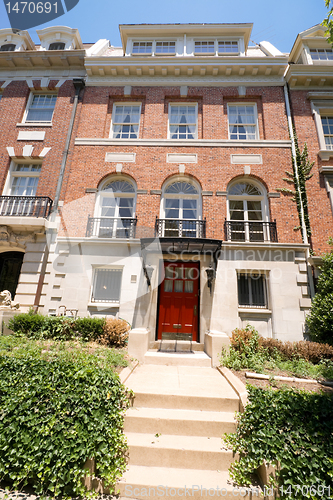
top-left (289, 89), bottom-right (333, 254)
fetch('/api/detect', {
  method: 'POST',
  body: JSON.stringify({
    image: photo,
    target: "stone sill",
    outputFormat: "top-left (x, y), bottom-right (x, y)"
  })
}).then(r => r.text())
top-left (75, 138), bottom-right (292, 148)
top-left (16, 122), bottom-right (53, 128)
top-left (238, 308), bottom-right (272, 315)
top-left (319, 149), bottom-right (333, 161)
top-left (88, 302), bottom-right (120, 308)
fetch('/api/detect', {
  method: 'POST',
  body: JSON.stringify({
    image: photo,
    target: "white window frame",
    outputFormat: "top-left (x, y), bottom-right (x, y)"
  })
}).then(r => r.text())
top-left (110, 102), bottom-right (142, 139)
top-left (91, 266), bottom-right (123, 304)
top-left (237, 271), bottom-right (269, 309)
top-left (22, 92), bottom-right (57, 124)
top-left (168, 103), bottom-right (198, 140)
top-left (218, 40), bottom-right (239, 55)
top-left (3, 160), bottom-right (42, 197)
top-left (311, 101), bottom-right (333, 160)
top-left (309, 48), bottom-right (333, 63)
top-left (227, 103), bottom-right (259, 141)
top-left (193, 38), bottom-right (241, 56)
top-left (194, 40), bottom-right (215, 55)
top-left (227, 179), bottom-right (270, 242)
top-left (130, 40), bottom-right (176, 56)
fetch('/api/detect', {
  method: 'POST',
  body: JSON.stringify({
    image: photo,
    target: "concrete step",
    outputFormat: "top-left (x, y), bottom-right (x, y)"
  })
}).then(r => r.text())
top-left (124, 407), bottom-right (236, 436)
top-left (144, 351), bottom-right (211, 367)
top-left (117, 466), bottom-right (254, 499)
top-left (126, 433), bottom-right (237, 470)
top-left (131, 391), bottom-right (239, 412)
top-left (149, 341), bottom-right (205, 352)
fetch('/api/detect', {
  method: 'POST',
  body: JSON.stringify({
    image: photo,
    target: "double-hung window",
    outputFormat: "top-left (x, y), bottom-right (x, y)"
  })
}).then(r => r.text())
top-left (169, 104), bottom-right (197, 140)
top-left (111, 104), bottom-right (141, 139)
top-left (238, 273), bottom-right (268, 308)
top-left (91, 268), bottom-right (123, 303)
top-left (0, 163), bottom-right (42, 217)
top-left (228, 104), bottom-right (258, 140)
top-left (24, 94), bottom-right (57, 123)
top-left (321, 117), bottom-right (333, 150)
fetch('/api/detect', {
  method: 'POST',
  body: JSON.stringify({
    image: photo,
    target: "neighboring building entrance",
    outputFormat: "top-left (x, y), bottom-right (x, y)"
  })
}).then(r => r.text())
top-left (0, 251), bottom-right (24, 299)
top-left (157, 261), bottom-right (199, 341)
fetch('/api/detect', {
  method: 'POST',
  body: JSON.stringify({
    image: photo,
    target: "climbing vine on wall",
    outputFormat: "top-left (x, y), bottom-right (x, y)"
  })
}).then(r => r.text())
top-left (277, 130), bottom-right (314, 244)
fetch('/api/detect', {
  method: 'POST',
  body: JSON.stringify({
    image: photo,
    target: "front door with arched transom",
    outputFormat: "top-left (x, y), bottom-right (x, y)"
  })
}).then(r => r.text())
top-left (157, 261), bottom-right (199, 342)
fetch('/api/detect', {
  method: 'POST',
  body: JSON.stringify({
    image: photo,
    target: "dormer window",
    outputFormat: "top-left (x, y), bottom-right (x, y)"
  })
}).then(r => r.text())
top-left (48, 42), bottom-right (65, 50)
top-left (0, 44), bottom-right (16, 51)
top-left (310, 48), bottom-right (333, 61)
top-left (132, 42), bottom-right (152, 55)
top-left (155, 41), bottom-right (176, 54)
top-left (218, 40), bottom-right (238, 54)
top-left (194, 41), bottom-right (215, 54)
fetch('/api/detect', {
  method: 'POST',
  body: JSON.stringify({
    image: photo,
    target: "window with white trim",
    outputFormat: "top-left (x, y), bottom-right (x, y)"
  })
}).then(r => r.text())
top-left (48, 42), bottom-right (65, 50)
top-left (132, 42), bottom-right (152, 54)
top-left (321, 117), bottom-right (333, 150)
top-left (24, 94), bottom-right (57, 123)
top-left (194, 41), bottom-right (215, 54)
top-left (155, 41), bottom-right (176, 54)
top-left (238, 273), bottom-right (268, 308)
top-left (111, 104), bottom-right (141, 139)
top-left (9, 163), bottom-right (41, 196)
top-left (169, 104), bottom-right (197, 140)
top-left (218, 40), bottom-right (238, 54)
top-left (228, 104), bottom-right (258, 140)
top-left (91, 268), bottom-right (123, 303)
top-left (310, 48), bottom-right (333, 61)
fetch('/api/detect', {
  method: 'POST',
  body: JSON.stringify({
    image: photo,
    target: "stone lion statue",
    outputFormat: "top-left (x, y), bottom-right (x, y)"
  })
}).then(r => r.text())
top-left (0, 290), bottom-right (20, 309)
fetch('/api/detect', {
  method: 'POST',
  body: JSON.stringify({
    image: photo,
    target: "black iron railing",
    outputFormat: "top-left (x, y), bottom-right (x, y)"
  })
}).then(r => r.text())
top-left (224, 220), bottom-right (278, 243)
top-left (155, 218), bottom-right (206, 238)
top-left (0, 196), bottom-right (53, 218)
top-left (86, 217), bottom-right (137, 238)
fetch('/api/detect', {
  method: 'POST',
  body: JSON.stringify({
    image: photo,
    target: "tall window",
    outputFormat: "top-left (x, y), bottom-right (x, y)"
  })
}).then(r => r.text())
top-left (95, 178), bottom-right (136, 238)
top-left (169, 104), bottom-right (197, 140)
top-left (321, 117), bottom-right (333, 150)
top-left (10, 163), bottom-right (41, 196)
top-left (160, 180), bottom-right (202, 238)
top-left (238, 273), bottom-right (267, 308)
top-left (111, 104), bottom-right (141, 139)
top-left (91, 268), bottom-right (123, 303)
top-left (228, 104), bottom-right (258, 140)
top-left (227, 181), bottom-right (269, 242)
top-left (25, 94), bottom-right (57, 123)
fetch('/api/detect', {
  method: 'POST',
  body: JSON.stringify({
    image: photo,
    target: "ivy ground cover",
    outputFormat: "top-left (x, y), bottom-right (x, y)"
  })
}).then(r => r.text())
top-left (0, 335), bottom-right (130, 498)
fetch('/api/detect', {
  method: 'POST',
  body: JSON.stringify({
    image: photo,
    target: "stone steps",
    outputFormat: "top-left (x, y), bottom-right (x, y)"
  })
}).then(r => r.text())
top-left (144, 350), bottom-right (211, 366)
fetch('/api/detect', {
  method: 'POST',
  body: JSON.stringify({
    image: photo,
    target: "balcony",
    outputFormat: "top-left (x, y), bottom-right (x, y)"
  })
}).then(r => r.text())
top-left (86, 216), bottom-right (137, 238)
top-left (0, 196), bottom-right (53, 218)
top-left (224, 220), bottom-right (278, 243)
top-left (155, 218), bottom-right (206, 238)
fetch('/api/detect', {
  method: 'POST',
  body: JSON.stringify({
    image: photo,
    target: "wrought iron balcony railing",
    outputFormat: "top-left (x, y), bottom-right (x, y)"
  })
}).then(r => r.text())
top-left (155, 218), bottom-right (206, 239)
top-left (224, 220), bottom-right (278, 243)
top-left (0, 196), bottom-right (53, 218)
top-left (86, 216), bottom-right (137, 238)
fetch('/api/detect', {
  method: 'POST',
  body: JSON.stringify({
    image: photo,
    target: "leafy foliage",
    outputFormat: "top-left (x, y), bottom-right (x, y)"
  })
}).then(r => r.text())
top-left (307, 241), bottom-right (333, 345)
top-left (323, 0), bottom-right (333, 46)
top-left (224, 386), bottom-right (333, 499)
top-left (221, 325), bottom-right (333, 380)
top-left (0, 335), bottom-right (129, 498)
top-left (277, 130), bottom-right (314, 242)
top-left (100, 317), bottom-right (130, 348)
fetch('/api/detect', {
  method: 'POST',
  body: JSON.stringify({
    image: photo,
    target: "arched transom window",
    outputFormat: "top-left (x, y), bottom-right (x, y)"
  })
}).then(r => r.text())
top-left (92, 178), bottom-right (136, 238)
top-left (227, 181), bottom-right (270, 242)
top-left (159, 180), bottom-right (203, 238)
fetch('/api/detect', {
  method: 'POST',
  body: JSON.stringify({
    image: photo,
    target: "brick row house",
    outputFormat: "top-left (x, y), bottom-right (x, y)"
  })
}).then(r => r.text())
top-left (0, 23), bottom-right (332, 353)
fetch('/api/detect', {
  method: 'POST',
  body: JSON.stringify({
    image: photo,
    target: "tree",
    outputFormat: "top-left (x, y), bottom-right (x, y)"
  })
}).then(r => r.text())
top-left (323, 0), bottom-right (333, 46)
top-left (306, 239), bottom-right (333, 345)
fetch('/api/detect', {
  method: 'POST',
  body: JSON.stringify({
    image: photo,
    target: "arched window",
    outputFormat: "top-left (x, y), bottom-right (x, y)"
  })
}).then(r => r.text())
top-left (159, 179), bottom-right (203, 238)
top-left (227, 180), bottom-right (273, 242)
top-left (91, 178), bottom-right (137, 238)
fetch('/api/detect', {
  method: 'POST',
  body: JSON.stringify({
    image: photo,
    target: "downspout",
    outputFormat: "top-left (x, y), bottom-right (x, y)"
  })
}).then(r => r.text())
top-left (34, 78), bottom-right (85, 309)
top-left (283, 83), bottom-right (315, 298)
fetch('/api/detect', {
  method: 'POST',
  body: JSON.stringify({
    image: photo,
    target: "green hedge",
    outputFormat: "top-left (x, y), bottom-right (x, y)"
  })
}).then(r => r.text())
top-left (225, 386), bottom-right (333, 499)
top-left (0, 351), bottom-right (129, 497)
top-left (8, 312), bottom-right (105, 342)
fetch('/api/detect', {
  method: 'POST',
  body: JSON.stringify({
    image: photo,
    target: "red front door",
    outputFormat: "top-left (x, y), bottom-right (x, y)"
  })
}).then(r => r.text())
top-left (157, 261), bottom-right (199, 341)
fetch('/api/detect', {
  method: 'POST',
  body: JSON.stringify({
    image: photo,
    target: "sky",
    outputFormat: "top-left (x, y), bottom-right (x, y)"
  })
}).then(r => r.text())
top-left (0, 0), bottom-right (329, 53)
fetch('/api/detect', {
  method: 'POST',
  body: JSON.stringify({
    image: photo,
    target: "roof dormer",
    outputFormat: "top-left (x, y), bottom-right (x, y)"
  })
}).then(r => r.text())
top-left (0, 29), bottom-right (35, 52)
top-left (36, 26), bottom-right (83, 51)
top-left (289, 24), bottom-right (333, 65)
